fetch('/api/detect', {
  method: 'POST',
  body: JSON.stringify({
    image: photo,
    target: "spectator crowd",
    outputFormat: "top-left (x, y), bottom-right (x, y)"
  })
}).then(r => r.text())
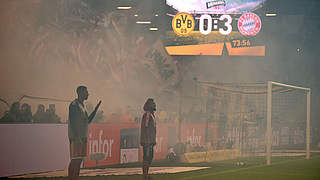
top-left (0, 101), bottom-right (180, 125)
top-left (0, 102), bottom-right (61, 123)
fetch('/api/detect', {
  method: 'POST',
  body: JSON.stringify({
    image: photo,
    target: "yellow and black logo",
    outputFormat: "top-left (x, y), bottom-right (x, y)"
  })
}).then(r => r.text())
top-left (172, 12), bottom-right (195, 36)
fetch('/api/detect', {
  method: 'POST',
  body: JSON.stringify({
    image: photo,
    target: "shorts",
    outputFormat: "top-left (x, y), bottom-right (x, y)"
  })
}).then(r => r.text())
top-left (143, 145), bottom-right (154, 164)
top-left (70, 138), bottom-right (87, 159)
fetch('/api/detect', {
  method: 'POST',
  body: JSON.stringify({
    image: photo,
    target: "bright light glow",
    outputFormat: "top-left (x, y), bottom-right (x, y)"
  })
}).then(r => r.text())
top-left (134, 14), bottom-right (139, 17)
top-left (155, 14), bottom-right (159, 17)
top-left (136, 21), bottom-right (152, 24)
top-left (117, 6), bottom-right (132, 10)
top-left (266, 13), bottom-right (277, 17)
top-left (166, 0), bottom-right (267, 15)
top-left (149, 27), bottom-right (158, 31)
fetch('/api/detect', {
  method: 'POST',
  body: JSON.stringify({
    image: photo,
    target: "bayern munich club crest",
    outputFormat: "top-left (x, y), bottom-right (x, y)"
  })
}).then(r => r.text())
top-left (238, 12), bottom-right (262, 36)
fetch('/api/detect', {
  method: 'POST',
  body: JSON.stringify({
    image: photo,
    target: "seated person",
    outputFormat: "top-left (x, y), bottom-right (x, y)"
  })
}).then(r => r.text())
top-left (1, 102), bottom-right (20, 123)
top-left (46, 104), bottom-right (61, 123)
top-left (33, 104), bottom-right (46, 123)
top-left (20, 103), bottom-right (33, 123)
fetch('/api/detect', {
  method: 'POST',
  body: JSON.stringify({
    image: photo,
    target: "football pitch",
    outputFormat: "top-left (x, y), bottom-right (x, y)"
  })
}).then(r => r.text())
top-left (13, 155), bottom-right (320, 180)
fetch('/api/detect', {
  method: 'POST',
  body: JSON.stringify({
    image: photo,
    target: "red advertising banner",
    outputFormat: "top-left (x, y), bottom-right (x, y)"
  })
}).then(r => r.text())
top-left (181, 123), bottom-right (206, 146)
top-left (153, 123), bottom-right (170, 160)
top-left (85, 123), bottom-right (139, 167)
top-left (84, 123), bottom-right (176, 167)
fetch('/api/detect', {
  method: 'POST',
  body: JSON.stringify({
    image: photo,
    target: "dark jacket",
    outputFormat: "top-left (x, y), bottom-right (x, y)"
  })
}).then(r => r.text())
top-left (68, 99), bottom-right (89, 141)
top-left (140, 112), bottom-right (156, 146)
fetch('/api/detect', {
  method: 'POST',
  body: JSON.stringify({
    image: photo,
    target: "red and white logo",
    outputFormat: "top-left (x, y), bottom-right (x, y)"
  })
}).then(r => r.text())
top-left (238, 12), bottom-right (262, 36)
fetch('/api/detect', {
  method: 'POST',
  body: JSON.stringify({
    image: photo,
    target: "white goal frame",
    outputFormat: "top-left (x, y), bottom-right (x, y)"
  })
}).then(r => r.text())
top-left (266, 81), bottom-right (311, 165)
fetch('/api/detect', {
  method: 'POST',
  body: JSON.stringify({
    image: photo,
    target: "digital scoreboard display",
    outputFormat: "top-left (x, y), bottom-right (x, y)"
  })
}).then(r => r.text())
top-left (165, 0), bottom-right (267, 56)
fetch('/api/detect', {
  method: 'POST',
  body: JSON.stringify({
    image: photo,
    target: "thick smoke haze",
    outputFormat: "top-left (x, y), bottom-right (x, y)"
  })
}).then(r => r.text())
top-left (1, 2), bottom-right (320, 177)
top-left (0, 0), bottom-right (319, 128)
top-left (0, 0), bottom-right (178, 120)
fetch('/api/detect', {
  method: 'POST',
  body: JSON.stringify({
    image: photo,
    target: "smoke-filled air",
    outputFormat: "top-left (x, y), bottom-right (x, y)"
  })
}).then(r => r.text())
top-left (1, 0), bottom-right (320, 179)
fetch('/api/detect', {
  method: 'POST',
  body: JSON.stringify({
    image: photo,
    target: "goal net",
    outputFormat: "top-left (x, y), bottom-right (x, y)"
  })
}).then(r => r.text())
top-left (199, 81), bottom-right (310, 165)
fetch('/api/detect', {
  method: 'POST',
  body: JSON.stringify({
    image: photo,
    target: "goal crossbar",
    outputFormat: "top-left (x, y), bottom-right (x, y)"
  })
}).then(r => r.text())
top-left (271, 81), bottom-right (311, 91)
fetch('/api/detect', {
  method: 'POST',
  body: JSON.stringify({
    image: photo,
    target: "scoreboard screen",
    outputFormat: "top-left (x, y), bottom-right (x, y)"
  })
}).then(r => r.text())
top-left (165, 0), bottom-right (267, 56)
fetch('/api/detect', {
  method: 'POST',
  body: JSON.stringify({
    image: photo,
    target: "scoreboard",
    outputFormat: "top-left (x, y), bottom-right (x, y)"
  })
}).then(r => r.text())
top-left (165, 0), bottom-right (267, 56)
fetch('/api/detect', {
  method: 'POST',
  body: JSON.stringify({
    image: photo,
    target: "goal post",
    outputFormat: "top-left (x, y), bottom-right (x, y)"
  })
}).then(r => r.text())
top-left (266, 81), bottom-right (311, 165)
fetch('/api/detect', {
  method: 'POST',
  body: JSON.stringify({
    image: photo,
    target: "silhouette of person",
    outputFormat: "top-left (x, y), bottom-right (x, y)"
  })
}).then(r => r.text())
top-left (47, 104), bottom-right (61, 123)
top-left (1, 102), bottom-right (20, 123)
top-left (140, 98), bottom-right (157, 180)
top-left (20, 103), bottom-right (33, 123)
top-left (33, 104), bottom-right (46, 123)
top-left (68, 86), bottom-right (101, 180)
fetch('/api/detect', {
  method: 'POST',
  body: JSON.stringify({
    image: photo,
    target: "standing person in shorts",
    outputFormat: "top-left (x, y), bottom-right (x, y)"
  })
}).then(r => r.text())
top-left (68, 86), bottom-right (101, 180)
top-left (140, 98), bottom-right (157, 180)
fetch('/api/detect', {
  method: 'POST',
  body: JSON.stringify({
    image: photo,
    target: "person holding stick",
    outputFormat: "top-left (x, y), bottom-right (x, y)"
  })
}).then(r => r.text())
top-left (68, 86), bottom-right (101, 180)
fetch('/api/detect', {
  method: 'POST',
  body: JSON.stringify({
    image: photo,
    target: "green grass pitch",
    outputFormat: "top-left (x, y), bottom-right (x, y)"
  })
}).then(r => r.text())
top-left (18, 155), bottom-right (320, 180)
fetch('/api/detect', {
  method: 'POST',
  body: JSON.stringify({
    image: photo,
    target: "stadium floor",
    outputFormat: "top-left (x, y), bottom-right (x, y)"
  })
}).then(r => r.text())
top-left (11, 167), bottom-right (209, 178)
